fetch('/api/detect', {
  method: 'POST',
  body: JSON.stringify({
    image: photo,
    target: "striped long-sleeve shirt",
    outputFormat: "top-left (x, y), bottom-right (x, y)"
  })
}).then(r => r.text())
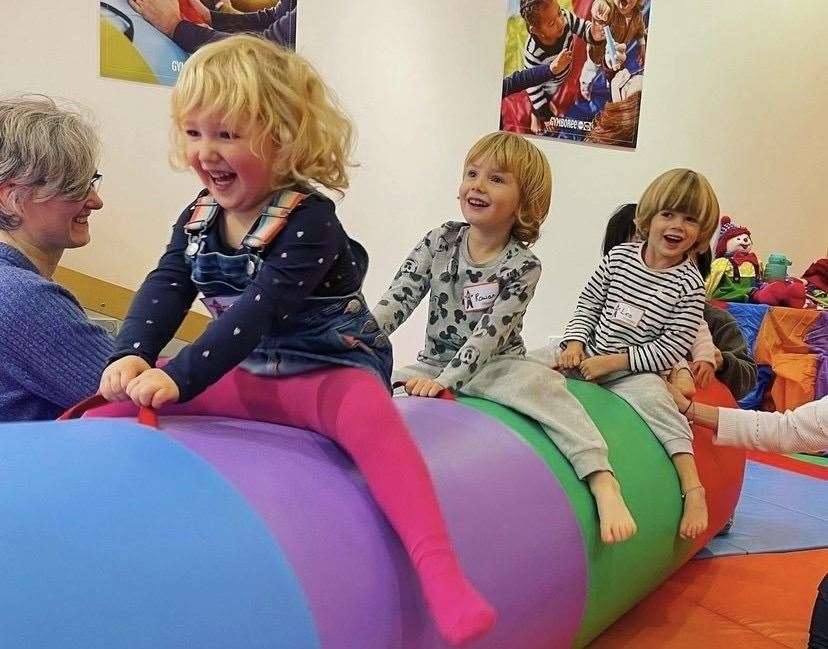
top-left (523, 10), bottom-right (598, 121)
top-left (562, 242), bottom-right (705, 374)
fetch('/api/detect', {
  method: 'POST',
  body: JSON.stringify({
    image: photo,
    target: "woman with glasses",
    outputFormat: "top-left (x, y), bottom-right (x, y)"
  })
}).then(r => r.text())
top-left (0, 95), bottom-right (113, 421)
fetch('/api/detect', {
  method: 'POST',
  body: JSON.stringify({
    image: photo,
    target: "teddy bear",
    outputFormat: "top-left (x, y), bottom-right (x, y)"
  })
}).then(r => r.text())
top-left (752, 252), bottom-right (808, 308)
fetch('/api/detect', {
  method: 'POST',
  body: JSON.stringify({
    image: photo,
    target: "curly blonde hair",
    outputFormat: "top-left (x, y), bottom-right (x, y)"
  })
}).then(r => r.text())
top-left (464, 132), bottom-right (552, 246)
top-left (635, 168), bottom-right (720, 253)
top-left (170, 35), bottom-right (354, 192)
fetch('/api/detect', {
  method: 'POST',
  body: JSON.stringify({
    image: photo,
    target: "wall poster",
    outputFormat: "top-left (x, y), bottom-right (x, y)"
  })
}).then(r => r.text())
top-left (501, 0), bottom-right (650, 148)
top-left (100, 0), bottom-right (297, 86)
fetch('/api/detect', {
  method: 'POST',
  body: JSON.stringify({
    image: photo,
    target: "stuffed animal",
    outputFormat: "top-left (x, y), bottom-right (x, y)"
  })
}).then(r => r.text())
top-left (802, 258), bottom-right (828, 308)
top-left (752, 252), bottom-right (808, 308)
top-left (705, 216), bottom-right (762, 302)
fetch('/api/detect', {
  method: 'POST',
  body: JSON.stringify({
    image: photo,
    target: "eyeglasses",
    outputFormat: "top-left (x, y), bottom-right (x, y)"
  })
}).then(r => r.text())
top-left (89, 172), bottom-right (103, 195)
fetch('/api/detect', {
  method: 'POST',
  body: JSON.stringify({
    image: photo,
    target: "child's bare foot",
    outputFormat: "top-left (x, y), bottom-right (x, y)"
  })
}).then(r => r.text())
top-left (587, 471), bottom-right (637, 544)
top-left (679, 485), bottom-right (708, 539)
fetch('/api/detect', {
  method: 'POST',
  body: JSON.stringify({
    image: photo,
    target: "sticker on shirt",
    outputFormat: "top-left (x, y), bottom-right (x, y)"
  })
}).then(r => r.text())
top-left (201, 295), bottom-right (240, 319)
top-left (462, 281), bottom-right (499, 312)
top-left (609, 301), bottom-right (645, 328)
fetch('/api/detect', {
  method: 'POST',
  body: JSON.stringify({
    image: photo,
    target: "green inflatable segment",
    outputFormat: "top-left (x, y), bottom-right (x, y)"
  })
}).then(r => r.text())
top-left (458, 379), bottom-right (694, 647)
top-left (791, 453), bottom-right (828, 468)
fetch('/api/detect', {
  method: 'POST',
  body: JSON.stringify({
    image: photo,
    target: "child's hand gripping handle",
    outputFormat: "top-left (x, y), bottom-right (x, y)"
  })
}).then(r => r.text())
top-left (391, 380), bottom-right (456, 401)
top-left (59, 394), bottom-right (159, 428)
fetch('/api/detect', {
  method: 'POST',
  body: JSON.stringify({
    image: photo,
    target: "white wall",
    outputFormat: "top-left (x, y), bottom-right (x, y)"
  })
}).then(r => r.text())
top-left (1, 1), bottom-right (826, 366)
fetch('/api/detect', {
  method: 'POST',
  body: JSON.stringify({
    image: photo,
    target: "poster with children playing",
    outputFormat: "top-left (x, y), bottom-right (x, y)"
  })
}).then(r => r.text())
top-left (501, 0), bottom-right (651, 148)
top-left (99, 0), bottom-right (296, 87)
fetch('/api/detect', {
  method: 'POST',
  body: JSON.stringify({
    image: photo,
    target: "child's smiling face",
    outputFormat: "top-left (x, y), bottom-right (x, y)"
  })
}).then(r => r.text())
top-left (530, 2), bottom-right (567, 45)
top-left (644, 210), bottom-right (700, 268)
top-left (181, 109), bottom-right (275, 220)
top-left (459, 157), bottom-right (521, 236)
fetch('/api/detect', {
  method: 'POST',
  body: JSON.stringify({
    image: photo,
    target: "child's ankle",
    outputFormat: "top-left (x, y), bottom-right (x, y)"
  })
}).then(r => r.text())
top-left (587, 470), bottom-right (619, 494)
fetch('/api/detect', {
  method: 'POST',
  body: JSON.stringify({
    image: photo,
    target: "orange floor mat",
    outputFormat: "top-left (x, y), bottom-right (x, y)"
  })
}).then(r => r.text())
top-left (588, 550), bottom-right (826, 648)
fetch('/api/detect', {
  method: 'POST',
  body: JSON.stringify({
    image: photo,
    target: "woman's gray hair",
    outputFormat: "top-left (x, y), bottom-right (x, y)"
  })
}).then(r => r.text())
top-left (0, 95), bottom-right (100, 230)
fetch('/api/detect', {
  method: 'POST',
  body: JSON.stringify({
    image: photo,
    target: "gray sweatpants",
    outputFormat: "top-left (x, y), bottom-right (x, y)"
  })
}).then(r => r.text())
top-left (577, 369), bottom-right (694, 457)
top-left (394, 356), bottom-right (613, 479)
top-left (544, 343), bottom-right (695, 457)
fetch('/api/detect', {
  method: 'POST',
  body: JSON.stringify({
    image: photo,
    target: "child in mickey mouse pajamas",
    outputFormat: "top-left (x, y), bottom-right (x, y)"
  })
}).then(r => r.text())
top-left (374, 132), bottom-right (637, 544)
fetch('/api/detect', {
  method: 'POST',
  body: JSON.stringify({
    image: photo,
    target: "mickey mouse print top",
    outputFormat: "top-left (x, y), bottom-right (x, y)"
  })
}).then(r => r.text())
top-left (372, 222), bottom-right (541, 391)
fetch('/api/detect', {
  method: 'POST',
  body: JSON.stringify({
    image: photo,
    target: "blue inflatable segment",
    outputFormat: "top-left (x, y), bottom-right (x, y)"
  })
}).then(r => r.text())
top-left (0, 419), bottom-right (320, 649)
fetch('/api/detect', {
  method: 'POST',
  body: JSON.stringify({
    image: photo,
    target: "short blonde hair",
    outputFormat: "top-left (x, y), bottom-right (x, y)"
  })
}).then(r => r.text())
top-left (0, 95), bottom-right (99, 229)
top-left (464, 132), bottom-right (552, 246)
top-left (170, 35), bottom-right (353, 192)
top-left (635, 168), bottom-right (720, 252)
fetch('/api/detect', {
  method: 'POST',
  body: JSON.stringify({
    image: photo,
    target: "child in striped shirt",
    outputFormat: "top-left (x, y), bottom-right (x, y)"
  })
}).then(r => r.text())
top-left (601, 205), bottom-right (758, 400)
top-left (519, 0), bottom-right (604, 132)
top-left (556, 169), bottom-right (720, 539)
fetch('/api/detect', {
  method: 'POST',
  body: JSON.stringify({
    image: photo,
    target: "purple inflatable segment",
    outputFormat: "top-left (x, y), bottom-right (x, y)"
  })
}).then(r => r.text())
top-left (161, 398), bottom-right (587, 649)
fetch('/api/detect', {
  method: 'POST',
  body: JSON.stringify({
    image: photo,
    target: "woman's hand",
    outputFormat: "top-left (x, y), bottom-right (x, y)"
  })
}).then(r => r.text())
top-left (669, 366), bottom-right (697, 397)
top-left (664, 377), bottom-right (692, 415)
top-left (100, 355), bottom-right (151, 401)
top-left (126, 368), bottom-right (180, 409)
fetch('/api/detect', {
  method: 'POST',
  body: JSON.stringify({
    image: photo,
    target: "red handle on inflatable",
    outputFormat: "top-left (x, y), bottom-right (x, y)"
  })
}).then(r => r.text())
top-left (59, 394), bottom-right (159, 428)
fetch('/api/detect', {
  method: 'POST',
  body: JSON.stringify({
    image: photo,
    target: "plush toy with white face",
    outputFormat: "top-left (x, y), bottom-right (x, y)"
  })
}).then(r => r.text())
top-left (705, 216), bottom-right (763, 302)
top-left (715, 216), bottom-right (755, 258)
top-left (726, 232), bottom-right (753, 255)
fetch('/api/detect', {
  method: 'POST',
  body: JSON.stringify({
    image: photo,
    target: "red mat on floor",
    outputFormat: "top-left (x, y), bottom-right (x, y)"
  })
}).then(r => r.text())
top-left (747, 450), bottom-right (828, 480)
top-left (588, 549), bottom-right (826, 648)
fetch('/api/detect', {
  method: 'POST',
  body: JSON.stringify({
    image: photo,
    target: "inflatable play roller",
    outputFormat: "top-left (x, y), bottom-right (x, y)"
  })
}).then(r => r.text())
top-left (0, 372), bottom-right (744, 648)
